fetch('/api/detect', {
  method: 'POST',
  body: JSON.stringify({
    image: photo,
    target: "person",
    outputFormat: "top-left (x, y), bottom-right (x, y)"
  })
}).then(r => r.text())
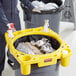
top-left (0, 0), bottom-right (40, 76)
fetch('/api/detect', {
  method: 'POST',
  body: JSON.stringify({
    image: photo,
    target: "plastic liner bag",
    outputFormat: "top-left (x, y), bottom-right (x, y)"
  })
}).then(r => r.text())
top-left (16, 38), bottom-right (55, 55)
top-left (32, 1), bottom-right (59, 11)
top-left (16, 42), bottom-right (35, 55)
top-left (31, 38), bottom-right (55, 53)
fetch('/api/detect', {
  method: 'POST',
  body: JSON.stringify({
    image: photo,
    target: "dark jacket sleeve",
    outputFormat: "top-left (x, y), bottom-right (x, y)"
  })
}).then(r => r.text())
top-left (20, 0), bottom-right (34, 10)
top-left (0, 2), bottom-right (9, 34)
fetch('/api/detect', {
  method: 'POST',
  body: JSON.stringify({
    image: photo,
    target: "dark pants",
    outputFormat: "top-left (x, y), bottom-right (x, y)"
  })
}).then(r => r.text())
top-left (0, 72), bottom-right (2, 76)
top-left (0, 32), bottom-right (6, 73)
top-left (0, 15), bottom-right (21, 76)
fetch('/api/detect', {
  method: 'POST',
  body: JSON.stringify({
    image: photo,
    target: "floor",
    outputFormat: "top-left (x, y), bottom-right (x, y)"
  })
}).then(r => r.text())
top-left (59, 22), bottom-right (76, 76)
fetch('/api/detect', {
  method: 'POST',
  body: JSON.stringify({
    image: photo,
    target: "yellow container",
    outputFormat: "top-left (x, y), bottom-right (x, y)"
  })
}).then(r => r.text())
top-left (61, 49), bottom-right (72, 67)
top-left (61, 56), bottom-right (70, 67)
top-left (21, 64), bottom-right (31, 75)
top-left (5, 27), bottom-right (72, 75)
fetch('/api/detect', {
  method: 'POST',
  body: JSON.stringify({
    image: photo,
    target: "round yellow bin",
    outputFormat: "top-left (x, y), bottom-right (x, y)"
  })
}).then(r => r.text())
top-left (5, 27), bottom-right (72, 75)
top-left (61, 49), bottom-right (72, 67)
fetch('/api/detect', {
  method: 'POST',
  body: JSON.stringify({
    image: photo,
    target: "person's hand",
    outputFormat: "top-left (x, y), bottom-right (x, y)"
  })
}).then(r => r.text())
top-left (7, 23), bottom-right (16, 32)
top-left (32, 8), bottom-right (41, 13)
